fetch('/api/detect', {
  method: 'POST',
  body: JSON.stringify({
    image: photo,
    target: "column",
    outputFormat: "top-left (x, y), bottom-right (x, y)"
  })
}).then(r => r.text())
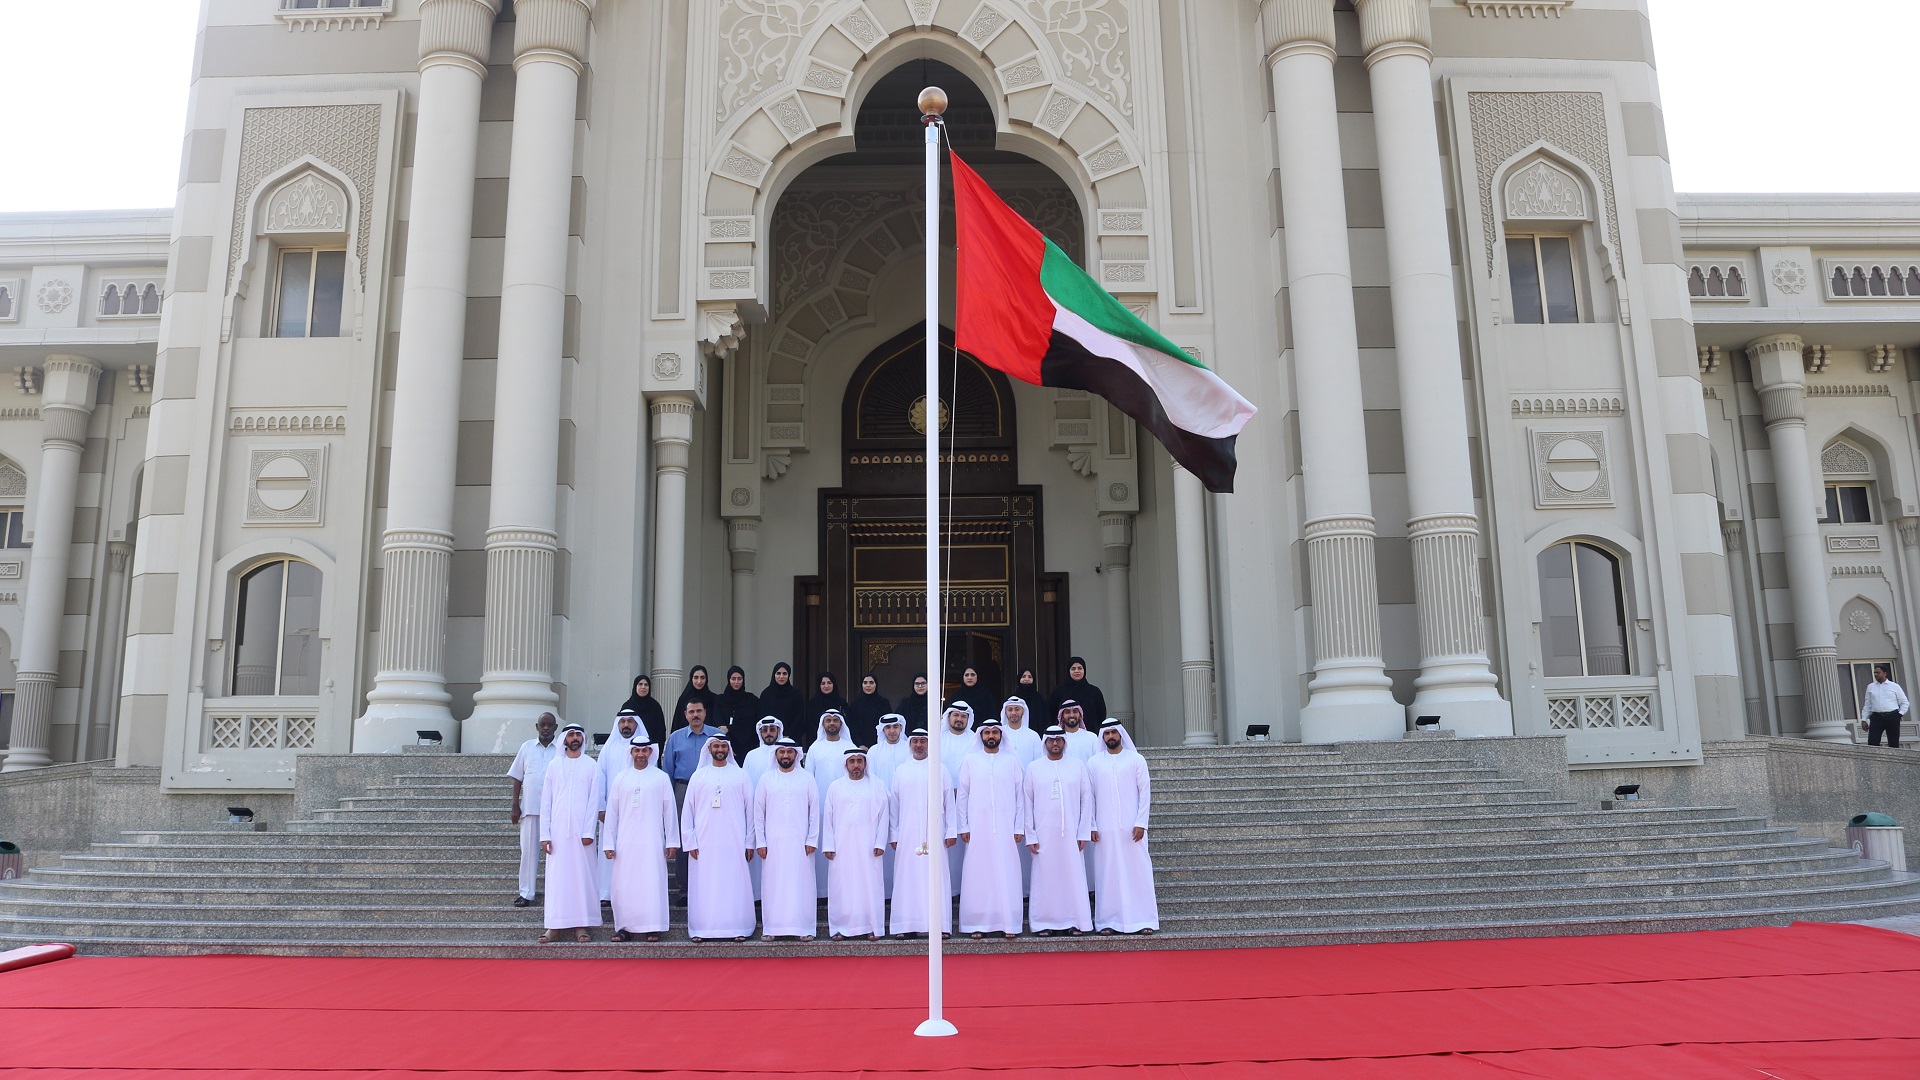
top-left (1262, 0), bottom-right (1401, 742)
top-left (1100, 513), bottom-right (1136, 724)
top-left (1172, 465), bottom-right (1218, 745)
top-left (467, 0), bottom-right (594, 748)
top-left (729, 520), bottom-right (759, 678)
top-left (82, 541), bottom-right (133, 763)
top-left (1356, 0), bottom-right (1512, 736)
top-left (1748, 334), bottom-right (1847, 741)
top-left (1720, 522), bottom-right (1770, 736)
top-left (3, 356), bottom-right (99, 772)
top-left (649, 396), bottom-right (695, 705)
top-left (358, 0), bottom-right (502, 751)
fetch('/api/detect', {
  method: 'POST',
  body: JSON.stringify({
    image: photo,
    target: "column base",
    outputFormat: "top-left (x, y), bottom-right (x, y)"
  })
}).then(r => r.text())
top-left (1406, 695), bottom-right (1513, 738)
top-left (356, 683), bottom-right (458, 754)
top-left (1299, 700), bottom-right (1405, 744)
top-left (1179, 660), bottom-right (1218, 745)
top-left (466, 682), bottom-right (562, 755)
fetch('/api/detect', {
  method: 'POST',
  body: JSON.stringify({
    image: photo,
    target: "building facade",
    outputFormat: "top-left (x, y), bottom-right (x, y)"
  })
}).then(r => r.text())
top-left (0, 0), bottom-right (1912, 792)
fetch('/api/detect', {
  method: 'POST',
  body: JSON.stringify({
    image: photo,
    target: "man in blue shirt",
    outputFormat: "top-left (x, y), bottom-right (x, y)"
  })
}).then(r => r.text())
top-left (662, 699), bottom-right (715, 901)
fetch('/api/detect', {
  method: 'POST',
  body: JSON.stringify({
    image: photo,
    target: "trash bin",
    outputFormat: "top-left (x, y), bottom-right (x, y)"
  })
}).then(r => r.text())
top-left (0, 841), bottom-right (21, 881)
top-left (1845, 813), bottom-right (1907, 873)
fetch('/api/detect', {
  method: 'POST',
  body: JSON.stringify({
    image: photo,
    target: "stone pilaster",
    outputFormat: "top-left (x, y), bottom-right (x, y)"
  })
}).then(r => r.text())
top-left (1747, 334), bottom-right (1847, 742)
top-left (1358, 0), bottom-right (1511, 735)
top-left (467, 0), bottom-right (595, 747)
top-left (1100, 512), bottom-right (1135, 724)
top-left (729, 519), bottom-right (759, 679)
top-left (358, 0), bottom-right (501, 750)
top-left (1263, 0), bottom-right (1401, 743)
top-left (3, 355), bottom-right (99, 772)
top-left (1171, 465), bottom-right (1218, 745)
top-left (649, 396), bottom-right (696, 706)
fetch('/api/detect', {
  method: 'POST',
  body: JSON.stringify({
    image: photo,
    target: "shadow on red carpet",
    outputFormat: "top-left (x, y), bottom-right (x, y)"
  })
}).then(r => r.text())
top-left (2, 922), bottom-right (1917, 1077)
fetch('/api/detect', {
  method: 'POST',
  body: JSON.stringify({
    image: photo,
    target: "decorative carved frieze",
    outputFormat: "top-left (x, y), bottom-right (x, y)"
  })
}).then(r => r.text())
top-left (1822, 443), bottom-right (1871, 477)
top-left (1827, 535), bottom-right (1881, 553)
top-left (715, 0), bottom-right (833, 126)
top-left (772, 187), bottom-right (910, 308)
top-left (1018, 0), bottom-right (1131, 117)
top-left (278, 0), bottom-right (394, 32)
top-left (1464, 0), bottom-right (1572, 16)
top-left (1807, 383), bottom-right (1892, 398)
top-left (1503, 158), bottom-right (1587, 220)
top-left (230, 409), bottom-right (348, 434)
top-left (1510, 394), bottom-right (1624, 417)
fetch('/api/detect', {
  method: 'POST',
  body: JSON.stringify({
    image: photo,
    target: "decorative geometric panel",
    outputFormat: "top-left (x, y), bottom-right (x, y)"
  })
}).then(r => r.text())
top-left (1822, 443), bottom-right (1872, 477)
top-left (1582, 696), bottom-right (1614, 729)
top-left (1530, 429), bottom-right (1613, 508)
top-left (1503, 159), bottom-right (1588, 220)
top-left (263, 172), bottom-right (350, 234)
top-left (209, 715), bottom-right (245, 749)
top-left (1468, 92), bottom-right (1620, 277)
top-left (246, 447), bottom-right (325, 525)
top-left (286, 716), bottom-right (317, 749)
top-left (0, 463), bottom-right (24, 501)
top-left (1619, 694), bottom-right (1654, 727)
top-left (230, 105), bottom-right (381, 291)
top-left (247, 717), bottom-right (279, 748)
top-left (1546, 698), bottom-right (1579, 730)
top-left (1544, 690), bottom-right (1661, 731)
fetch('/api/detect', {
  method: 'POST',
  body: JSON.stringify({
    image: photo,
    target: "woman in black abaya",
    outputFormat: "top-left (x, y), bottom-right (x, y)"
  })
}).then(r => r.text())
top-left (619, 673), bottom-right (667, 748)
top-left (670, 664), bottom-right (720, 731)
top-left (845, 673), bottom-right (892, 747)
top-left (759, 662), bottom-right (807, 735)
top-left (899, 673), bottom-right (932, 730)
top-left (711, 665), bottom-right (762, 760)
top-left (803, 672), bottom-right (851, 750)
top-left (952, 665), bottom-right (997, 727)
top-left (1048, 656), bottom-right (1109, 727)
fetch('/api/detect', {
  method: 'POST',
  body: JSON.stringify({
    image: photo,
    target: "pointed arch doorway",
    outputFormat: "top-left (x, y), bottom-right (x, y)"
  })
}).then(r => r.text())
top-left (793, 324), bottom-right (1070, 708)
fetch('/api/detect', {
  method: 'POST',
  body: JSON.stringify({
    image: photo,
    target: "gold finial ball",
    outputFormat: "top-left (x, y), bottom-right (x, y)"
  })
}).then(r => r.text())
top-left (918, 86), bottom-right (948, 117)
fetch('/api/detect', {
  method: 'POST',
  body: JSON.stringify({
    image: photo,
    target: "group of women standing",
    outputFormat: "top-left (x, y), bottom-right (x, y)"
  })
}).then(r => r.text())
top-left (616, 657), bottom-right (1111, 755)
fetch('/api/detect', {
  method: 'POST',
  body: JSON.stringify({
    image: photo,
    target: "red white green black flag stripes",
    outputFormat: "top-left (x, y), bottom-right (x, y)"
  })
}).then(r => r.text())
top-left (950, 154), bottom-right (1257, 493)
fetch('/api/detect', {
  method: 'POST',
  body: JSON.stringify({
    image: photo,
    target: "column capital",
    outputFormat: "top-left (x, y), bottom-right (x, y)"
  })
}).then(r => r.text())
top-left (418, 0), bottom-right (503, 77)
top-left (1099, 511), bottom-right (1134, 554)
top-left (1261, 0), bottom-right (1336, 63)
top-left (513, 0), bottom-right (594, 74)
top-left (1747, 333), bottom-right (1809, 427)
top-left (1355, 0), bottom-right (1433, 66)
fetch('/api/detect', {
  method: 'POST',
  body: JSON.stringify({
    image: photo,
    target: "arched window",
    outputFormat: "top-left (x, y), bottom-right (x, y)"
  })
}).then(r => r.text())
top-left (1500, 158), bottom-right (1593, 325)
top-left (1819, 440), bottom-right (1875, 524)
top-left (1538, 540), bottom-right (1629, 677)
top-left (231, 558), bottom-right (322, 696)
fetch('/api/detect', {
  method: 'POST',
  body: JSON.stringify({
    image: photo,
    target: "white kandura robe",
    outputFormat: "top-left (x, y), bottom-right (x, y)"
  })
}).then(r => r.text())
top-left (740, 723), bottom-right (792, 901)
top-left (805, 734), bottom-right (852, 896)
top-left (602, 764), bottom-right (678, 934)
top-left (596, 730), bottom-right (643, 902)
top-left (822, 775), bottom-right (889, 937)
top-left (753, 765), bottom-right (820, 938)
top-left (957, 749), bottom-right (1027, 935)
top-left (1024, 755), bottom-right (1094, 932)
top-left (888, 756), bottom-right (956, 936)
top-left (681, 761), bottom-right (757, 939)
top-left (1088, 748), bottom-right (1159, 933)
top-left (538, 753), bottom-right (606, 930)
top-left (867, 734), bottom-right (908, 895)
top-left (1061, 727), bottom-right (1102, 882)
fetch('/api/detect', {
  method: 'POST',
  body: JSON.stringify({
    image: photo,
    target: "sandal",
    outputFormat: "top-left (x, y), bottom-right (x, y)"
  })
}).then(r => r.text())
top-left (574, 930), bottom-right (591, 943)
top-left (733, 936), bottom-right (746, 942)
top-left (645, 934), bottom-right (660, 942)
top-left (609, 931), bottom-right (629, 942)
top-left (970, 932), bottom-right (983, 940)
top-left (537, 931), bottom-right (558, 944)
top-left (1140, 928), bottom-right (1155, 936)
top-left (831, 933), bottom-right (844, 941)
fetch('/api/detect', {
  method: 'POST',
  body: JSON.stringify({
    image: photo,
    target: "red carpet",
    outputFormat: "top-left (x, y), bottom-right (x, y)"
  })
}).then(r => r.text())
top-left (2, 923), bottom-right (1917, 1077)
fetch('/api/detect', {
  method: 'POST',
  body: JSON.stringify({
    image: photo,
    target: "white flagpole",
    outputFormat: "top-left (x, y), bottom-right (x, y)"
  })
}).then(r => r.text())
top-left (914, 85), bottom-right (957, 1040)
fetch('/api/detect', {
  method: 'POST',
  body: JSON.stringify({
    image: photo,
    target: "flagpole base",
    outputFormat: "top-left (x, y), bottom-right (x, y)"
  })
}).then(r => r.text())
top-left (915, 1018), bottom-right (960, 1038)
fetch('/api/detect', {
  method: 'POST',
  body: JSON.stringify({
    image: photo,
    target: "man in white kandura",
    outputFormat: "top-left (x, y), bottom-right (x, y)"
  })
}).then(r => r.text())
top-left (999, 697), bottom-right (1043, 767)
top-left (1088, 718), bottom-right (1158, 935)
top-left (602, 733), bottom-right (678, 942)
top-left (538, 723), bottom-right (605, 943)
top-left (957, 717), bottom-right (1026, 938)
top-left (888, 727), bottom-right (957, 938)
top-left (1055, 701), bottom-right (1099, 762)
top-left (806, 708), bottom-right (853, 898)
top-left (740, 715), bottom-right (789, 902)
top-left (866, 713), bottom-right (908, 897)
top-left (506, 712), bottom-right (559, 908)
top-left (680, 735), bottom-right (757, 942)
top-left (939, 703), bottom-right (977, 781)
top-left (753, 737), bottom-right (819, 940)
top-left (1025, 726), bottom-right (1093, 935)
top-left (596, 708), bottom-right (644, 904)
top-left (823, 745), bottom-right (889, 940)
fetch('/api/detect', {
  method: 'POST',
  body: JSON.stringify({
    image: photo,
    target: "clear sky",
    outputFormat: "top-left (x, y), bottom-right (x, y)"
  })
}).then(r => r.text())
top-left (0, 0), bottom-right (1914, 212)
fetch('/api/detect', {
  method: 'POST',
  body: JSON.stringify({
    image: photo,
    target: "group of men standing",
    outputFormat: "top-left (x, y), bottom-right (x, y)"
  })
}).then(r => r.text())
top-left (506, 694), bottom-right (1158, 944)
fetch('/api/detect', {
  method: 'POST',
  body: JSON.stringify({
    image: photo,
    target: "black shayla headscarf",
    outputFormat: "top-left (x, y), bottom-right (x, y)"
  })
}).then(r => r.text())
top-left (1049, 655), bottom-right (1107, 729)
top-left (846, 672), bottom-right (892, 747)
top-left (712, 665), bottom-right (762, 760)
top-left (621, 674), bottom-right (667, 747)
top-left (759, 662), bottom-right (807, 736)
top-left (671, 664), bottom-right (720, 732)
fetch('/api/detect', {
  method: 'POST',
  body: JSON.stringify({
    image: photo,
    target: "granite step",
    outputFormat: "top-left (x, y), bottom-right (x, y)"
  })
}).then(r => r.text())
top-left (1155, 847), bottom-right (1865, 887)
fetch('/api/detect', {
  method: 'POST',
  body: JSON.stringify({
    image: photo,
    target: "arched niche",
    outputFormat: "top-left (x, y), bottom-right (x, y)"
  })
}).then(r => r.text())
top-left (839, 321), bottom-right (1016, 494)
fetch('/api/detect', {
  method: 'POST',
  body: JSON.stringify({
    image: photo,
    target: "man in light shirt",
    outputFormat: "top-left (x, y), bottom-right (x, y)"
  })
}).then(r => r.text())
top-left (1862, 664), bottom-right (1911, 748)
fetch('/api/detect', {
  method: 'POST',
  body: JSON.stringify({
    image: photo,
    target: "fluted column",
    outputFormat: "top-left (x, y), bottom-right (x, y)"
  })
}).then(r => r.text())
top-left (1748, 334), bottom-right (1848, 741)
top-left (1262, 0), bottom-right (1401, 742)
top-left (649, 397), bottom-right (695, 705)
top-left (729, 520), bottom-right (759, 678)
top-left (467, 0), bottom-right (594, 748)
top-left (1356, 0), bottom-right (1511, 736)
top-left (3, 356), bottom-right (99, 772)
top-left (358, 0), bottom-right (502, 751)
top-left (1171, 465), bottom-right (1218, 744)
top-left (1100, 513), bottom-right (1136, 725)
top-left (83, 541), bottom-right (133, 763)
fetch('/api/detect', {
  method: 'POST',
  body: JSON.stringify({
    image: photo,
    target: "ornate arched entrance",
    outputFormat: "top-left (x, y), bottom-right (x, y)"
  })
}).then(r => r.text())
top-left (793, 324), bottom-right (1070, 706)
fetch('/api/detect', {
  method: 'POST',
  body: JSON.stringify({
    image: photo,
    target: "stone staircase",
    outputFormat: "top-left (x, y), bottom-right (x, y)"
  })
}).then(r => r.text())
top-left (2, 741), bottom-right (1917, 956)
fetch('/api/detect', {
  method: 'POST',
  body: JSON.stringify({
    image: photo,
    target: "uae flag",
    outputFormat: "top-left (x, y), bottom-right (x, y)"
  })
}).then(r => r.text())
top-left (951, 153), bottom-right (1256, 493)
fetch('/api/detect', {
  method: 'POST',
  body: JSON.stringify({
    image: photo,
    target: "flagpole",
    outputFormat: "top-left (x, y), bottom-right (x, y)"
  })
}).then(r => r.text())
top-left (914, 85), bottom-right (957, 1040)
